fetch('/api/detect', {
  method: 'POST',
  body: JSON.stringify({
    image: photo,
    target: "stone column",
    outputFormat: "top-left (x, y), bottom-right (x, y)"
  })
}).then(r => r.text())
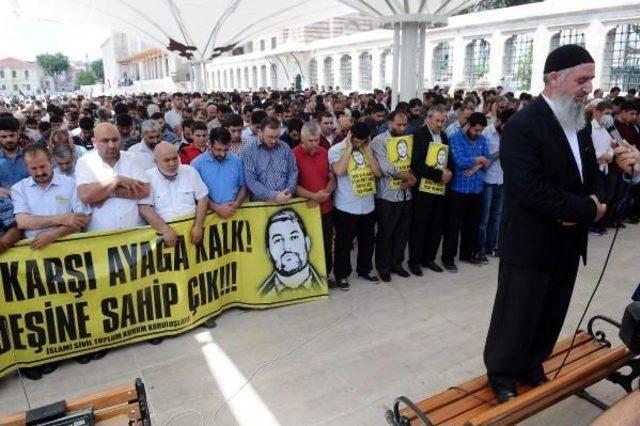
top-left (316, 55), bottom-right (325, 89)
top-left (531, 24), bottom-right (550, 94)
top-left (585, 19), bottom-right (606, 91)
top-left (488, 30), bottom-right (506, 87)
top-left (451, 35), bottom-right (466, 89)
top-left (351, 49), bottom-right (359, 92)
top-left (333, 54), bottom-right (341, 90)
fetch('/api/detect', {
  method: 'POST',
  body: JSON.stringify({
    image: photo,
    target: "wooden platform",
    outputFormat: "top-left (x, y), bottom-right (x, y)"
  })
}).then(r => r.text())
top-left (395, 331), bottom-right (635, 426)
top-left (0, 378), bottom-right (150, 426)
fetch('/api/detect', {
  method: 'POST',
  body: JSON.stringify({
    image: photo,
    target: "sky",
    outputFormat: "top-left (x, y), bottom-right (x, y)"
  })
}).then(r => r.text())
top-left (1, 18), bottom-right (111, 62)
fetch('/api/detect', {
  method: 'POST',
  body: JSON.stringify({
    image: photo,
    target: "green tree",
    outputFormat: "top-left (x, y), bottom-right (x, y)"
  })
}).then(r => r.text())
top-left (36, 52), bottom-right (69, 91)
top-left (91, 59), bottom-right (104, 80)
top-left (36, 52), bottom-right (69, 77)
top-left (76, 70), bottom-right (97, 86)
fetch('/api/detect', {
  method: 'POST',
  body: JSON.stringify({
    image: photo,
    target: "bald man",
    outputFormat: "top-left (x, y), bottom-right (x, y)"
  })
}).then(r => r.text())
top-left (75, 123), bottom-right (150, 232)
top-left (138, 142), bottom-right (209, 247)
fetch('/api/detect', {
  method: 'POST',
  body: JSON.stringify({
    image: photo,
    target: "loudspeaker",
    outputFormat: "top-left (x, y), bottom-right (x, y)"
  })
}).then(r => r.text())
top-left (619, 301), bottom-right (640, 354)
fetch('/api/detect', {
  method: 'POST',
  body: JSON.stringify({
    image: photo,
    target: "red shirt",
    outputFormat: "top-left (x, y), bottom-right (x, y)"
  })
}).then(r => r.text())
top-left (293, 145), bottom-right (332, 214)
top-left (180, 144), bottom-right (206, 165)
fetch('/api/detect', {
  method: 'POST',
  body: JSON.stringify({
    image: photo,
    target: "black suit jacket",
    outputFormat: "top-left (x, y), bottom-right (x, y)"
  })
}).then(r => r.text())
top-left (500, 96), bottom-right (606, 269)
top-left (411, 124), bottom-right (450, 190)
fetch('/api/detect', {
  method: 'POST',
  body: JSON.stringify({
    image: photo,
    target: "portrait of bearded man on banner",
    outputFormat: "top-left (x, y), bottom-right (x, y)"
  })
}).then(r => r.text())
top-left (259, 208), bottom-right (323, 297)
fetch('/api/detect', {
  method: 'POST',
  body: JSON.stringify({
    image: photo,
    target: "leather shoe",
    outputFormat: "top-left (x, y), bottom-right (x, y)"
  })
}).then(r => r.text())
top-left (380, 272), bottom-right (392, 282)
top-left (408, 264), bottom-right (423, 276)
top-left (424, 261), bottom-right (444, 273)
top-left (518, 373), bottom-right (549, 388)
top-left (495, 388), bottom-right (518, 404)
top-left (391, 266), bottom-right (410, 278)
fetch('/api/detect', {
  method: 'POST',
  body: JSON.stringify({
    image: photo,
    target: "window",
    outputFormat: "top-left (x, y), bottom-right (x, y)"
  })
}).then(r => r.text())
top-left (223, 70), bottom-right (228, 88)
top-left (24, 70), bottom-right (29, 78)
top-left (464, 39), bottom-right (490, 88)
top-left (260, 39), bottom-right (266, 51)
top-left (271, 37), bottom-right (277, 49)
top-left (236, 69), bottom-right (241, 88)
top-left (1, 85), bottom-right (5, 90)
top-left (380, 49), bottom-right (391, 88)
top-left (270, 63), bottom-right (278, 88)
top-left (550, 29), bottom-right (585, 51)
top-left (503, 33), bottom-right (533, 91)
top-left (603, 24), bottom-right (640, 91)
top-left (432, 42), bottom-right (453, 84)
top-left (323, 57), bottom-right (334, 87)
top-left (25, 84), bottom-right (30, 91)
top-left (308, 59), bottom-right (318, 87)
top-left (244, 67), bottom-right (250, 89)
top-left (12, 70), bottom-right (16, 78)
top-left (261, 65), bottom-right (267, 87)
top-left (359, 51), bottom-right (372, 91)
top-left (13, 84), bottom-right (18, 90)
top-left (0, 70), bottom-right (3, 78)
top-left (230, 69), bottom-right (235, 88)
top-left (339, 55), bottom-right (352, 90)
top-left (252, 66), bottom-right (258, 88)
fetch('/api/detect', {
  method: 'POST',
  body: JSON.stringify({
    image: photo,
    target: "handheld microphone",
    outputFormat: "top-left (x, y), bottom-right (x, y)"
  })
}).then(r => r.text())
top-left (601, 116), bottom-right (629, 148)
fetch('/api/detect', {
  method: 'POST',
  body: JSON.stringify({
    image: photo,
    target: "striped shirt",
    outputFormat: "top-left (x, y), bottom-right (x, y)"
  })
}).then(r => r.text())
top-left (241, 140), bottom-right (298, 201)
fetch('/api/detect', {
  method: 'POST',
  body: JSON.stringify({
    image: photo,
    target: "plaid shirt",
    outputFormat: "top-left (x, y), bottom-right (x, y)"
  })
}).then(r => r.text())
top-left (0, 195), bottom-right (16, 235)
top-left (449, 129), bottom-right (490, 194)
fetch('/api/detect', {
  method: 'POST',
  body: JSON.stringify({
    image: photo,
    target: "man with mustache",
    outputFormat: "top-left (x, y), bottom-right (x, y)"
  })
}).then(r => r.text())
top-left (11, 144), bottom-right (90, 249)
top-left (138, 142), bottom-right (209, 248)
top-left (0, 116), bottom-right (29, 196)
top-left (259, 208), bottom-right (323, 297)
top-left (483, 45), bottom-right (610, 403)
top-left (75, 122), bottom-right (150, 232)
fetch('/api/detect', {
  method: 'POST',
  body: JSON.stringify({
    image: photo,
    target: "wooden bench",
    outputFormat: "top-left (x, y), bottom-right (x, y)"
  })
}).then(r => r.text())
top-left (0, 378), bottom-right (151, 426)
top-left (386, 316), bottom-right (640, 426)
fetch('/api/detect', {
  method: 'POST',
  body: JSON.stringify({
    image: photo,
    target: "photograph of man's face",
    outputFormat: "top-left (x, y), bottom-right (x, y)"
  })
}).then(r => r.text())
top-left (352, 150), bottom-right (365, 168)
top-left (437, 149), bottom-right (447, 168)
top-left (267, 212), bottom-right (311, 278)
top-left (396, 140), bottom-right (408, 160)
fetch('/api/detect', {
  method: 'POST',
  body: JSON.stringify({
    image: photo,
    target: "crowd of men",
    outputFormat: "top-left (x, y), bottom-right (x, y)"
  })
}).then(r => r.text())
top-left (1, 83), bottom-right (639, 289)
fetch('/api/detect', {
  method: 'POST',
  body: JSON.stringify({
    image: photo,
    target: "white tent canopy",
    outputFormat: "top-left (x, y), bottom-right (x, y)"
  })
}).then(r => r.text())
top-left (5, 0), bottom-right (478, 95)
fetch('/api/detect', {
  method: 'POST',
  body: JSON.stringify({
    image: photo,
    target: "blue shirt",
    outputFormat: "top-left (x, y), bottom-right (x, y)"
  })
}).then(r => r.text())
top-left (449, 129), bottom-right (490, 194)
top-left (0, 195), bottom-right (16, 235)
top-left (0, 148), bottom-right (28, 189)
top-left (191, 151), bottom-right (245, 204)
top-left (241, 140), bottom-right (298, 201)
top-left (241, 127), bottom-right (260, 146)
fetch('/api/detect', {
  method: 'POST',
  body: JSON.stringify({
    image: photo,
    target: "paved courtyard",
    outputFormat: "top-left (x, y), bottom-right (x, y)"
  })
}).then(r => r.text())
top-left (1, 225), bottom-right (638, 425)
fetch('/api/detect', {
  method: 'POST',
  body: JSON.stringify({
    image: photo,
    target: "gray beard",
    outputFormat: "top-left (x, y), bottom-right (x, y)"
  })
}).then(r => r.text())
top-left (550, 94), bottom-right (586, 130)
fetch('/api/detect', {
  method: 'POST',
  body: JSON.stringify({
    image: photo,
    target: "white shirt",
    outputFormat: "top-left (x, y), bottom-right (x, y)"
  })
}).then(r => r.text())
top-left (11, 173), bottom-right (90, 239)
top-left (127, 141), bottom-right (156, 172)
top-left (542, 93), bottom-right (583, 181)
top-left (591, 119), bottom-right (614, 174)
top-left (139, 165), bottom-right (208, 222)
top-left (482, 124), bottom-right (503, 185)
top-left (75, 150), bottom-right (147, 232)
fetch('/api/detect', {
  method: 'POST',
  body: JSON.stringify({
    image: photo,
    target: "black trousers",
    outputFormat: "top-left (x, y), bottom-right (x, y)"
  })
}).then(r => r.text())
top-left (375, 199), bottom-right (412, 274)
top-left (333, 208), bottom-right (375, 280)
top-left (408, 192), bottom-right (445, 266)
top-left (483, 258), bottom-right (580, 388)
top-left (604, 168), bottom-right (627, 224)
top-left (442, 191), bottom-right (483, 264)
top-left (321, 212), bottom-right (333, 275)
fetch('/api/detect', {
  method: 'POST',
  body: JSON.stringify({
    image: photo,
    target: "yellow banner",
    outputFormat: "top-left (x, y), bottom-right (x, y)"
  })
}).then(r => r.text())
top-left (386, 135), bottom-right (413, 189)
top-left (347, 148), bottom-right (376, 197)
top-left (419, 142), bottom-right (449, 195)
top-left (0, 199), bottom-right (327, 378)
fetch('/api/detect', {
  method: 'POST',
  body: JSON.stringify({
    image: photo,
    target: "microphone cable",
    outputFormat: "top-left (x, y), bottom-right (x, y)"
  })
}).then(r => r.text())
top-left (552, 188), bottom-right (627, 379)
